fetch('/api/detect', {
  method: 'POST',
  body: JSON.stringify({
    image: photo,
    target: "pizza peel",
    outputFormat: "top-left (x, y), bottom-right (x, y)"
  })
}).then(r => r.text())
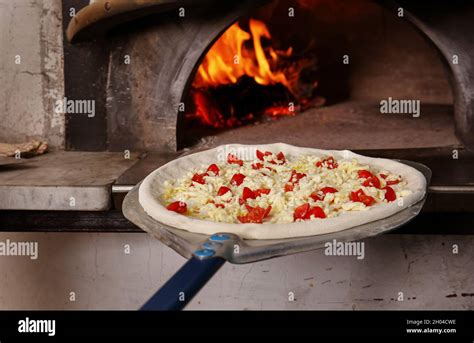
top-left (122, 160), bottom-right (431, 310)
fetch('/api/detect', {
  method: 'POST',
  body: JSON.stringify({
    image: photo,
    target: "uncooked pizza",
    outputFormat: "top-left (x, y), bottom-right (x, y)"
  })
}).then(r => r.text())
top-left (139, 143), bottom-right (426, 239)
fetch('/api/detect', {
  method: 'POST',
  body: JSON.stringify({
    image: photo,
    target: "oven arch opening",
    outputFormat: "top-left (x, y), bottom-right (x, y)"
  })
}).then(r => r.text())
top-left (96, 0), bottom-right (472, 153)
top-left (177, 0), bottom-right (460, 152)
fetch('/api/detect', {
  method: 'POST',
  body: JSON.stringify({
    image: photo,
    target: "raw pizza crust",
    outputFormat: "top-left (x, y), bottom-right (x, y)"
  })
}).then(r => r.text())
top-left (139, 143), bottom-right (427, 239)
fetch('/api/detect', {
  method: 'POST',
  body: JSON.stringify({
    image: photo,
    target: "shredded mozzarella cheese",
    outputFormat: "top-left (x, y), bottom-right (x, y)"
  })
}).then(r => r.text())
top-left (161, 152), bottom-right (410, 224)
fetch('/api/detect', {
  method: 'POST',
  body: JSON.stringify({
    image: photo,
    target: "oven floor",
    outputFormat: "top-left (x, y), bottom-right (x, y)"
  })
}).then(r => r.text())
top-left (188, 101), bottom-right (460, 151)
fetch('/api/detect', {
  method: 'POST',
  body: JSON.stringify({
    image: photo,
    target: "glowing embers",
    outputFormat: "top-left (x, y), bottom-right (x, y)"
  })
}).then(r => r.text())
top-left (186, 19), bottom-right (323, 129)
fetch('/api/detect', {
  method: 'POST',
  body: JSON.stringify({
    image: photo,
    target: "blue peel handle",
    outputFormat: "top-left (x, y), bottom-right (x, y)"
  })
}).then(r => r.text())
top-left (140, 255), bottom-right (226, 311)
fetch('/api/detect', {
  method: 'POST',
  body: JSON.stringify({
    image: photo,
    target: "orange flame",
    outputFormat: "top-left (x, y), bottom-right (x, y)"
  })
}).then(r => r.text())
top-left (193, 19), bottom-right (292, 90)
top-left (188, 18), bottom-right (319, 128)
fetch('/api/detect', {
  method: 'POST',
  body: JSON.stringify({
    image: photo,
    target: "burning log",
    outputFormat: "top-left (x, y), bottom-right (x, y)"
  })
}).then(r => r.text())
top-left (188, 76), bottom-right (295, 128)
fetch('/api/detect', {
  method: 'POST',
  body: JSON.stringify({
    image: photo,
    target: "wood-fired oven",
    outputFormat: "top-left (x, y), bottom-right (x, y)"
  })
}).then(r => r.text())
top-left (64, 0), bottom-right (474, 215)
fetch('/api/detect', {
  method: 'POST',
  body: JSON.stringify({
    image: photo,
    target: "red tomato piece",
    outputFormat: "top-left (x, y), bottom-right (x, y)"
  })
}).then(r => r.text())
top-left (242, 187), bottom-right (256, 202)
top-left (310, 191), bottom-right (323, 201)
top-left (206, 164), bottom-right (220, 176)
top-left (192, 173), bottom-right (207, 185)
top-left (265, 151), bottom-right (286, 165)
top-left (256, 150), bottom-right (272, 161)
top-left (306, 206), bottom-right (326, 219)
top-left (166, 201), bottom-right (187, 214)
top-left (321, 187), bottom-right (338, 194)
top-left (263, 205), bottom-right (272, 218)
top-left (311, 187), bottom-right (337, 202)
top-left (230, 173), bottom-right (246, 186)
top-left (237, 205), bottom-right (272, 224)
top-left (289, 170), bottom-right (307, 183)
top-left (358, 170), bottom-right (374, 179)
top-left (316, 156), bottom-right (338, 169)
top-left (326, 157), bottom-right (338, 169)
top-left (208, 199), bottom-right (225, 208)
top-left (350, 189), bottom-right (375, 206)
top-left (380, 173), bottom-right (401, 185)
top-left (237, 215), bottom-right (251, 223)
top-left (293, 203), bottom-right (326, 221)
top-left (217, 186), bottom-right (231, 196)
top-left (384, 186), bottom-right (397, 202)
top-left (256, 150), bottom-right (285, 164)
top-left (227, 153), bottom-right (243, 166)
top-left (284, 183), bottom-right (294, 192)
top-left (362, 175), bottom-right (381, 189)
top-left (252, 163), bottom-right (264, 170)
top-left (244, 204), bottom-right (271, 217)
top-left (293, 203), bottom-right (310, 221)
top-left (285, 170), bottom-right (306, 192)
top-left (360, 194), bottom-right (375, 206)
top-left (350, 191), bottom-right (359, 203)
top-left (276, 152), bottom-right (286, 164)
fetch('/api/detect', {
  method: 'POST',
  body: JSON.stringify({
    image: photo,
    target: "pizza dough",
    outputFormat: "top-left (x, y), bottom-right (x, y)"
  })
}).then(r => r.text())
top-left (139, 143), bottom-right (427, 239)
